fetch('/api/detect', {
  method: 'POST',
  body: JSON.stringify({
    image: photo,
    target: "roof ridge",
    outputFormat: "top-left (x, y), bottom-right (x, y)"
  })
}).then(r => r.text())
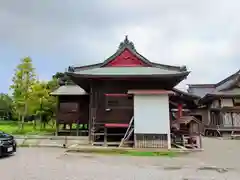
top-left (215, 69), bottom-right (240, 87)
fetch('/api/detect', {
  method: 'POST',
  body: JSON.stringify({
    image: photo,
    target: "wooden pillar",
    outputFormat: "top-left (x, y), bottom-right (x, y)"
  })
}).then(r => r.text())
top-left (104, 126), bottom-right (107, 147)
top-left (76, 119), bottom-right (80, 136)
top-left (55, 96), bottom-right (60, 136)
top-left (177, 103), bottom-right (183, 119)
top-left (55, 123), bottom-right (59, 136)
top-left (88, 82), bottom-right (93, 143)
top-left (198, 123), bottom-right (202, 149)
top-left (199, 134), bottom-right (203, 149)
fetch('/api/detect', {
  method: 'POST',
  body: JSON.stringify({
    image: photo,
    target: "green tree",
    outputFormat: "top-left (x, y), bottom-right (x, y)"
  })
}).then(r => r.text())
top-left (0, 93), bottom-right (13, 120)
top-left (29, 77), bottom-right (59, 129)
top-left (29, 81), bottom-right (48, 129)
top-left (10, 57), bottom-right (36, 130)
top-left (52, 72), bottom-right (65, 79)
top-left (45, 77), bottom-right (59, 127)
top-left (53, 72), bottom-right (74, 86)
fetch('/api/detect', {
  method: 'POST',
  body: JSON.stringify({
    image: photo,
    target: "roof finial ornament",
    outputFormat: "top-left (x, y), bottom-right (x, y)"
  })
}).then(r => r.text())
top-left (68, 66), bottom-right (75, 72)
top-left (118, 35), bottom-right (135, 50)
top-left (124, 35), bottom-right (129, 43)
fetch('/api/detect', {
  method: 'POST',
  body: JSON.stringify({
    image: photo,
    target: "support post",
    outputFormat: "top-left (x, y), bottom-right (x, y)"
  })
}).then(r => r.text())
top-left (89, 82), bottom-right (93, 144)
top-left (177, 103), bottom-right (183, 119)
top-left (167, 131), bottom-right (171, 149)
top-left (76, 120), bottom-right (80, 136)
top-left (104, 126), bottom-right (107, 147)
top-left (55, 122), bottom-right (59, 136)
top-left (199, 134), bottom-right (202, 149)
top-left (55, 96), bottom-right (60, 136)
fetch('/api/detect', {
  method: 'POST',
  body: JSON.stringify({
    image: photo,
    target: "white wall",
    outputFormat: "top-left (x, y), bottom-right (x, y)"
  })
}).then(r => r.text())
top-left (221, 98), bottom-right (233, 107)
top-left (134, 94), bottom-right (170, 134)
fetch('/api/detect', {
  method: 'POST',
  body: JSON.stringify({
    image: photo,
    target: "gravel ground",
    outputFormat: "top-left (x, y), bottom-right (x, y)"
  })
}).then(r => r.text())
top-left (1, 138), bottom-right (240, 180)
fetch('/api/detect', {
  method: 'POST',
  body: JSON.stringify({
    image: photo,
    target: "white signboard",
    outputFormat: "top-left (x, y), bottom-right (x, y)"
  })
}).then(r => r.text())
top-left (134, 94), bottom-right (170, 134)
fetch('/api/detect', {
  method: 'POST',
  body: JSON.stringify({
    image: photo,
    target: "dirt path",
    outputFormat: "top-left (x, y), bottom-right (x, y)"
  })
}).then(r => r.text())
top-left (1, 138), bottom-right (240, 179)
top-left (188, 137), bottom-right (240, 169)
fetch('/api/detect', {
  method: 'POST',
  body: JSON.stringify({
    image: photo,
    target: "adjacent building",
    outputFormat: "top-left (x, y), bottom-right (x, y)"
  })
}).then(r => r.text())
top-left (188, 70), bottom-right (240, 137)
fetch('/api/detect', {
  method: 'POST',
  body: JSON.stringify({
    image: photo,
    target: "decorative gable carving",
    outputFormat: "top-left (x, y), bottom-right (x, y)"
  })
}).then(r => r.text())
top-left (105, 49), bottom-right (148, 67)
top-left (102, 36), bottom-right (151, 67)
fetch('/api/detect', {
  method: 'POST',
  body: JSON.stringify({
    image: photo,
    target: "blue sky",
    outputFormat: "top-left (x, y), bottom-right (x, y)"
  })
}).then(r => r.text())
top-left (0, 0), bottom-right (239, 93)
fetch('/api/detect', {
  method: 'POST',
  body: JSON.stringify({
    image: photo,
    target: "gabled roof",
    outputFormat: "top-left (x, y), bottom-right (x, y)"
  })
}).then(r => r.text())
top-left (66, 36), bottom-right (190, 90)
top-left (187, 85), bottom-right (215, 98)
top-left (215, 69), bottom-right (240, 88)
top-left (199, 88), bottom-right (240, 104)
top-left (188, 69), bottom-right (240, 99)
top-left (50, 85), bottom-right (87, 96)
top-left (218, 73), bottom-right (240, 91)
top-left (207, 88), bottom-right (240, 97)
top-left (69, 36), bottom-right (188, 73)
top-left (197, 72), bottom-right (240, 104)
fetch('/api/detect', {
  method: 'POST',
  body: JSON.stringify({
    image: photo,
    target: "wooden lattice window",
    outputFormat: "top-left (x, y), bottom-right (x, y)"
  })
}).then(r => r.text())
top-left (105, 94), bottom-right (133, 109)
top-left (59, 102), bottom-right (79, 113)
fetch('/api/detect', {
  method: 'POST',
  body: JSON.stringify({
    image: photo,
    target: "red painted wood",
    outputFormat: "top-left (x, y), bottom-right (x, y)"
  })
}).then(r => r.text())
top-left (104, 123), bottom-right (129, 128)
top-left (105, 49), bottom-right (148, 67)
top-left (105, 93), bottom-right (129, 97)
top-left (177, 104), bottom-right (183, 118)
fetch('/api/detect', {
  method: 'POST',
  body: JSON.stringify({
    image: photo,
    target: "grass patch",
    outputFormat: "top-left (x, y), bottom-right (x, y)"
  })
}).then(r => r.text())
top-left (67, 148), bottom-right (179, 157)
top-left (0, 120), bottom-right (55, 135)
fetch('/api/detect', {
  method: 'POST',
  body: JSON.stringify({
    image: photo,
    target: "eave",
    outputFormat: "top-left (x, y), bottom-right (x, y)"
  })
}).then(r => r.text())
top-left (66, 71), bottom-right (190, 79)
top-left (199, 93), bottom-right (240, 104)
top-left (66, 71), bottom-right (190, 92)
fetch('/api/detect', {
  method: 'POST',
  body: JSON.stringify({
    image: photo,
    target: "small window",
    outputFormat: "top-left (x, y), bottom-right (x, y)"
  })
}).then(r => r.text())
top-left (105, 95), bottom-right (133, 109)
top-left (59, 102), bottom-right (79, 113)
top-left (233, 98), bottom-right (240, 106)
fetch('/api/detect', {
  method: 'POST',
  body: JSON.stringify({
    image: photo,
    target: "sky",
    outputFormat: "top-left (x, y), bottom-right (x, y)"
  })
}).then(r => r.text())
top-left (0, 0), bottom-right (239, 93)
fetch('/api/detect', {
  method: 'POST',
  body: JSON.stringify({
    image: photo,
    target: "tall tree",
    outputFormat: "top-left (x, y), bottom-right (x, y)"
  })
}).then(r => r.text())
top-left (29, 77), bottom-right (59, 129)
top-left (29, 81), bottom-right (48, 129)
top-left (10, 57), bottom-right (36, 130)
top-left (45, 77), bottom-right (59, 127)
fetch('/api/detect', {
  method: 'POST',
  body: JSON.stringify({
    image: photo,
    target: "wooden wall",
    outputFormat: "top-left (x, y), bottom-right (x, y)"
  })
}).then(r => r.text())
top-left (57, 95), bottom-right (89, 124)
top-left (91, 79), bottom-right (174, 125)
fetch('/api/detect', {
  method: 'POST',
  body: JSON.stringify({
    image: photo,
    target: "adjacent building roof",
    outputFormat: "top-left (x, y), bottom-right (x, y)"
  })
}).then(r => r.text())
top-left (203, 88), bottom-right (240, 99)
top-left (188, 69), bottom-right (240, 101)
top-left (50, 85), bottom-right (87, 96)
